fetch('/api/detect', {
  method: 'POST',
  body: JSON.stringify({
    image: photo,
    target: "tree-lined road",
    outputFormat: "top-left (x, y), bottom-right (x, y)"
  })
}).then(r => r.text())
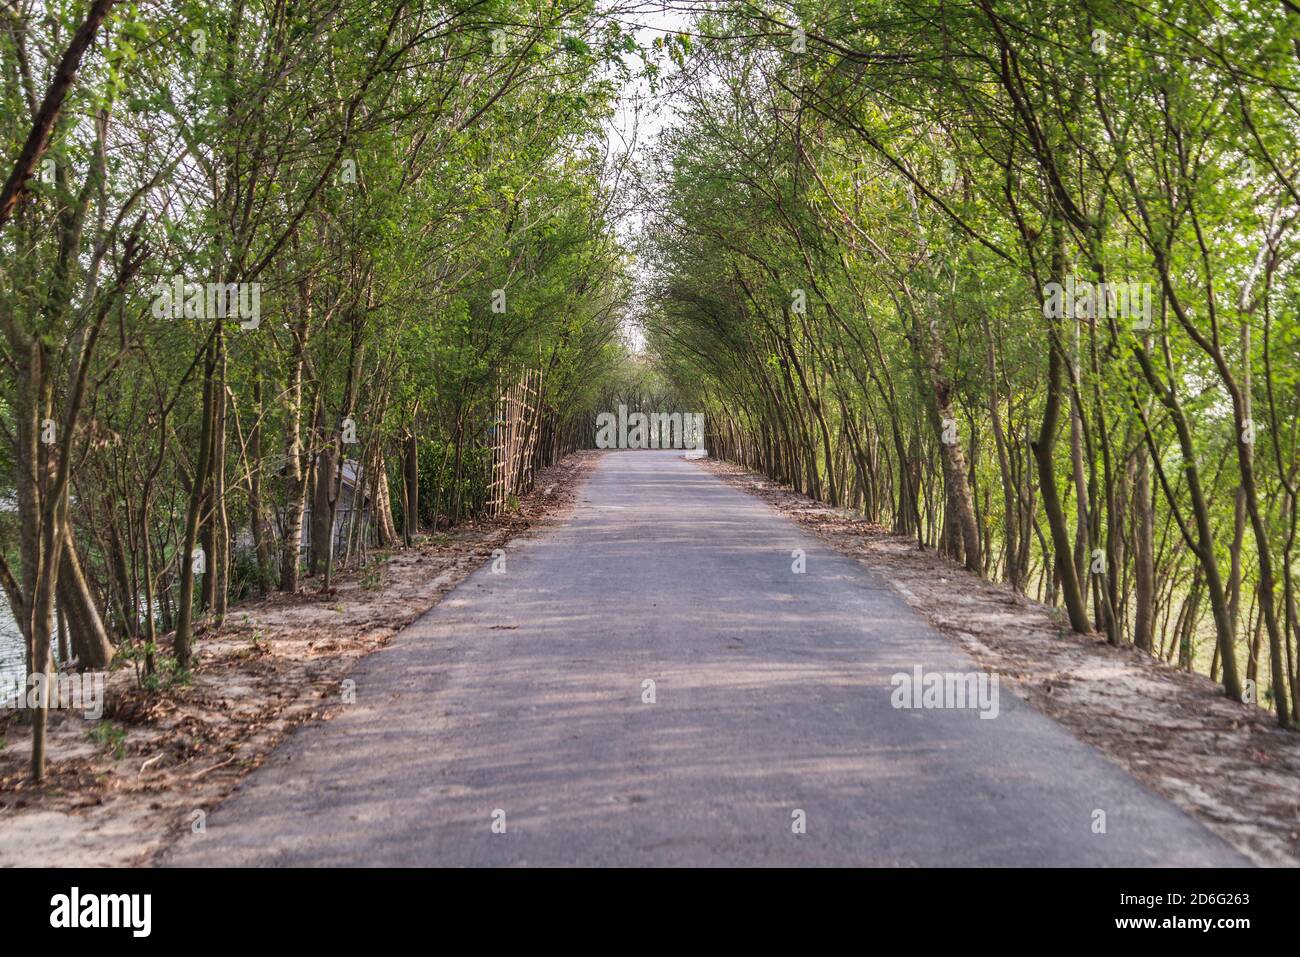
top-left (164, 451), bottom-right (1244, 867)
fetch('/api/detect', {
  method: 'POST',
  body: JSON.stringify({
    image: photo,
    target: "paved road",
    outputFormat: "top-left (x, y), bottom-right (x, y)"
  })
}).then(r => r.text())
top-left (164, 451), bottom-right (1245, 866)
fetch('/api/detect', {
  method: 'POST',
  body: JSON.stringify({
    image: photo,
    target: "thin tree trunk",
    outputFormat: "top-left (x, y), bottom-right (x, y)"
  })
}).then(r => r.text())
top-left (403, 429), bottom-right (419, 544)
top-left (1134, 440), bottom-right (1156, 652)
top-left (174, 344), bottom-right (216, 669)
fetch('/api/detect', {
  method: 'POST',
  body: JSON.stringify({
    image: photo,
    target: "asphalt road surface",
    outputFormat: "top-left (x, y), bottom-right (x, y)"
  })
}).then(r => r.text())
top-left (163, 450), bottom-right (1245, 867)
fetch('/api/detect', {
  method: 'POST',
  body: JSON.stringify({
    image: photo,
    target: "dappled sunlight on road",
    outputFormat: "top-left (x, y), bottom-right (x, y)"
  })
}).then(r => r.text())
top-left (164, 452), bottom-right (1244, 867)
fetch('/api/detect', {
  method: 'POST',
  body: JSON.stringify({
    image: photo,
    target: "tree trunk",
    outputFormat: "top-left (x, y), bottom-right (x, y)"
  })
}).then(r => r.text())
top-left (374, 453), bottom-right (399, 548)
top-left (57, 533), bottom-right (114, 670)
top-left (248, 377), bottom-right (274, 593)
top-left (1033, 336), bottom-right (1091, 633)
top-left (174, 344), bottom-right (216, 669)
top-left (1133, 441), bottom-right (1156, 652)
top-left (213, 343), bottom-right (229, 620)
top-left (279, 344), bottom-right (307, 592)
top-left (403, 430), bottom-right (419, 544)
top-left (310, 446), bottom-right (338, 577)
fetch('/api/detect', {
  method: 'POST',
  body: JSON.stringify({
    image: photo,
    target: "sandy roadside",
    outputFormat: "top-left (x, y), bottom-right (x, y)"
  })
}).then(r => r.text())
top-left (0, 451), bottom-right (598, 867)
top-left (695, 457), bottom-right (1300, 868)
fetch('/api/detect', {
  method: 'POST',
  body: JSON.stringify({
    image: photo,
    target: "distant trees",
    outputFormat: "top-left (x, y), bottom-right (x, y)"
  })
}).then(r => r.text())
top-left (643, 0), bottom-right (1300, 724)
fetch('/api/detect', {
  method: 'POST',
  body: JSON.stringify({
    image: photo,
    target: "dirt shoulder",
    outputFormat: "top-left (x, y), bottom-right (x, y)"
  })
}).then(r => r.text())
top-left (0, 451), bottom-right (598, 867)
top-left (696, 457), bottom-right (1300, 868)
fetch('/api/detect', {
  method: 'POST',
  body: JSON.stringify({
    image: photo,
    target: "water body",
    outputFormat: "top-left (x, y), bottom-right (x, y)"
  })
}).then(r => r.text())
top-left (0, 592), bottom-right (23, 701)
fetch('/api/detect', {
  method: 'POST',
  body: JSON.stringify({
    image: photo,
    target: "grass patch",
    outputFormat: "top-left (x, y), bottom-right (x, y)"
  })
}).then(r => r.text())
top-left (87, 722), bottom-right (128, 759)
